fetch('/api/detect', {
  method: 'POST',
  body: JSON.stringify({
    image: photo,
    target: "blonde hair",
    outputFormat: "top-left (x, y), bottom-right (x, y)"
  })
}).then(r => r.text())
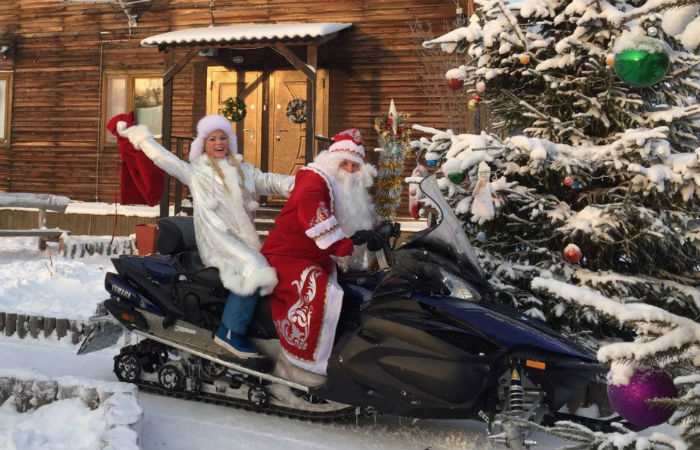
top-left (206, 152), bottom-right (246, 194)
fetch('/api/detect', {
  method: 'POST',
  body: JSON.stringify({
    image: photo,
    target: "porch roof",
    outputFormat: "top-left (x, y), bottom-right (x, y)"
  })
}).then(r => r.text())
top-left (141, 22), bottom-right (352, 48)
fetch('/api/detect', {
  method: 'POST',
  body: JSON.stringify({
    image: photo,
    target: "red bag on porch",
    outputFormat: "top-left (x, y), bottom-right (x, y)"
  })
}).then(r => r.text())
top-left (107, 111), bottom-right (165, 206)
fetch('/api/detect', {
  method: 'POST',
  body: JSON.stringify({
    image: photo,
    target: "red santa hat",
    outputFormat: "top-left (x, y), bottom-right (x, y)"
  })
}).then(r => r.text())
top-left (328, 128), bottom-right (365, 165)
top-left (188, 114), bottom-right (238, 162)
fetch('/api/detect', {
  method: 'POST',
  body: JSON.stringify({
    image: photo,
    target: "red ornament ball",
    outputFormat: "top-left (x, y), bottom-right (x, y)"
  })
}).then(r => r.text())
top-left (563, 243), bottom-right (582, 264)
top-left (472, 94), bottom-right (481, 102)
top-left (447, 78), bottom-right (464, 90)
top-left (564, 176), bottom-right (574, 187)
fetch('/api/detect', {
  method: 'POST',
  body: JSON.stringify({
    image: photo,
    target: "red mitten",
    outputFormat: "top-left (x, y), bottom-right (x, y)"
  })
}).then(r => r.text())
top-left (330, 238), bottom-right (354, 257)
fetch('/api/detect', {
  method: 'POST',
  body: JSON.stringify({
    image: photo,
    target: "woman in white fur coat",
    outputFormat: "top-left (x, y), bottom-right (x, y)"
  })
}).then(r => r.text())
top-left (117, 114), bottom-right (294, 361)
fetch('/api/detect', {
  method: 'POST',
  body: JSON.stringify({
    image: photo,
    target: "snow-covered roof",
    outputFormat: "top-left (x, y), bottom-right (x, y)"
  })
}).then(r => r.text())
top-left (141, 23), bottom-right (352, 47)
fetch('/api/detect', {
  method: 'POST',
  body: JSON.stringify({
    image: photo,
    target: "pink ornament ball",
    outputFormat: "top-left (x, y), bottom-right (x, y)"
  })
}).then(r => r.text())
top-left (607, 367), bottom-right (678, 427)
top-left (564, 176), bottom-right (574, 187)
top-left (447, 78), bottom-right (464, 90)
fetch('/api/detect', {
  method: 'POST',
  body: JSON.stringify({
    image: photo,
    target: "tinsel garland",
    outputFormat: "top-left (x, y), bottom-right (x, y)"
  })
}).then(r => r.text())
top-left (373, 111), bottom-right (411, 221)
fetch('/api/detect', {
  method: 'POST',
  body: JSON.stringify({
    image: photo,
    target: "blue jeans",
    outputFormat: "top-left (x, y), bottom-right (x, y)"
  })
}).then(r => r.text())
top-left (221, 290), bottom-right (259, 335)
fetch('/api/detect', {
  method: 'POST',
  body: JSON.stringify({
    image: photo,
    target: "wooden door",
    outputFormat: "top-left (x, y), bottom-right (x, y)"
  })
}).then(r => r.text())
top-left (207, 67), bottom-right (264, 167)
top-left (268, 70), bottom-right (308, 176)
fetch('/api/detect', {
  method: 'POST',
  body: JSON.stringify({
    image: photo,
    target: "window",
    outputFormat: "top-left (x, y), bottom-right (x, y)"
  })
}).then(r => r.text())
top-left (103, 73), bottom-right (162, 145)
top-left (0, 72), bottom-right (11, 146)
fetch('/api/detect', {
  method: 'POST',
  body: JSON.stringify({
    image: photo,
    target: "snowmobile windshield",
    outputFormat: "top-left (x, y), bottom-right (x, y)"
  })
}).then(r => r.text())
top-left (404, 175), bottom-right (485, 281)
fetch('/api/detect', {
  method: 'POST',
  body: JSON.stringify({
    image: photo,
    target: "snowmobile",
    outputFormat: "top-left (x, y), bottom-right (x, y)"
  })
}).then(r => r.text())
top-left (79, 175), bottom-right (616, 448)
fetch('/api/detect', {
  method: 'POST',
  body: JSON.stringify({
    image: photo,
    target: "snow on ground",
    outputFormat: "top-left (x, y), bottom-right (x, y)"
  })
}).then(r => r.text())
top-left (0, 365), bottom-right (141, 450)
top-left (0, 237), bottom-right (112, 321)
top-left (0, 397), bottom-right (132, 450)
top-left (0, 336), bottom-right (505, 450)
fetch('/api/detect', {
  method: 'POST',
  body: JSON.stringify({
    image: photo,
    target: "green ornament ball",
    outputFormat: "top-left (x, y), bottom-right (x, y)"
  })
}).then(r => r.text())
top-left (448, 171), bottom-right (466, 184)
top-left (613, 37), bottom-right (670, 87)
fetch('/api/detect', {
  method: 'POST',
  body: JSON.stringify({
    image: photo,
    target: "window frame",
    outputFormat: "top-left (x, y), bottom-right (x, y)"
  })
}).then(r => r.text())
top-left (100, 71), bottom-right (163, 149)
top-left (0, 72), bottom-right (12, 148)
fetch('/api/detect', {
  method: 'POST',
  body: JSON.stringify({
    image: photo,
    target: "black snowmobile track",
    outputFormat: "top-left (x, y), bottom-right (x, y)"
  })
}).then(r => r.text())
top-left (113, 337), bottom-right (357, 423)
top-left (130, 378), bottom-right (357, 422)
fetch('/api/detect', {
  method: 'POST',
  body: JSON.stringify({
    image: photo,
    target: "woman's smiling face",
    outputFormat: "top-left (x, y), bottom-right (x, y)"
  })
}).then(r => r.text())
top-left (204, 130), bottom-right (229, 159)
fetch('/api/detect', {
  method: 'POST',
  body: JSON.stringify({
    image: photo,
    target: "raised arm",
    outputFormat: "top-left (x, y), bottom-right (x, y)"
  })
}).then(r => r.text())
top-left (252, 168), bottom-right (295, 198)
top-left (117, 122), bottom-right (193, 185)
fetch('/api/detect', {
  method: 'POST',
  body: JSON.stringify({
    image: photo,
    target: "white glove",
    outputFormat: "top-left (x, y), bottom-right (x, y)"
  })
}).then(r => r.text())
top-left (116, 122), bottom-right (153, 150)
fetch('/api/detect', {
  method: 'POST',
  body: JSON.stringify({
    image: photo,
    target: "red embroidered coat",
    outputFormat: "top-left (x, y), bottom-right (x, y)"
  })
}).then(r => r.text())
top-left (261, 164), bottom-right (353, 375)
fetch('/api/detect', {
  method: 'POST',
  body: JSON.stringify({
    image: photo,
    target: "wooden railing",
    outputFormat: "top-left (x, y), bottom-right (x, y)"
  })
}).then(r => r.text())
top-left (0, 193), bottom-right (71, 250)
top-left (159, 135), bottom-right (193, 218)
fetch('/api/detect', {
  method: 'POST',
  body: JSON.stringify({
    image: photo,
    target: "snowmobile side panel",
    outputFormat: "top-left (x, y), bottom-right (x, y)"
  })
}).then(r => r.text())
top-left (417, 296), bottom-right (594, 361)
top-left (143, 256), bottom-right (178, 285)
top-left (121, 265), bottom-right (186, 318)
top-left (171, 282), bottom-right (226, 331)
top-left (115, 254), bottom-right (178, 286)
top-left (318, 311), bottom-right (495, 418)
top-left (105, 272), bottom-right (164, 315)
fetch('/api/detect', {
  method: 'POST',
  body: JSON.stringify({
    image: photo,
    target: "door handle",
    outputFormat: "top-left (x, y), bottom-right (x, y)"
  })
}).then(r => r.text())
top-left (243, 128), bottom-right (254, 139)
top-left (276, 129), bottom-right (288, 133)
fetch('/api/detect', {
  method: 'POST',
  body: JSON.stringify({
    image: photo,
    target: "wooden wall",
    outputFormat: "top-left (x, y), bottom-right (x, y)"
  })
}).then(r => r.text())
top-left (0, 0), bottom-right (472, 204)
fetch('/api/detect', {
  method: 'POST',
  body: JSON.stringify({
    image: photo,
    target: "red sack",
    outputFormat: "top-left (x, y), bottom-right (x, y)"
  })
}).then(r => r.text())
top-left (107, 111), bottom-right (165, 206)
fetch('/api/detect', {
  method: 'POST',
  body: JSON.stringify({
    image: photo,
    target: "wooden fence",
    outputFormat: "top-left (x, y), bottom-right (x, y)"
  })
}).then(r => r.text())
top-left (0, 312), bottom-right (92, 345)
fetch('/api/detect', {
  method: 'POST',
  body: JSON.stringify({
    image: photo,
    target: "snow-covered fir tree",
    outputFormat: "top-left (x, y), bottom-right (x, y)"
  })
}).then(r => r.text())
top-left (413, 0), bottom-right (700, 447)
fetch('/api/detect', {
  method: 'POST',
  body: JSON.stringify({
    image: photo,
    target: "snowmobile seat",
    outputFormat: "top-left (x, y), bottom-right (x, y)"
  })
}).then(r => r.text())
top-left (178, 250), bottom-right (225, 290)
top-left (157, 216), bottom-right (224, 288)
top-left (157, 216), bottom-right (196, 256)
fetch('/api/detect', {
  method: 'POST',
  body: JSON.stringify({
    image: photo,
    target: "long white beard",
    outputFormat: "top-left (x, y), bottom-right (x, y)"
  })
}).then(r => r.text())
top-left (314, 151), bottom-right (376, 235)
top-left (334, 169), bottom-right (376, 235)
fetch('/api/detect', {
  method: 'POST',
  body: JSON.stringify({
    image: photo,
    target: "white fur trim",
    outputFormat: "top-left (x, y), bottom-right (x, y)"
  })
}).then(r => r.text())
top-left (328, 139), bottom-right (365, 165)
top-left (222, 266), bottom-right (278, 297)
top-left (303, 163), bottom-right (338, 214)
top-left (189, 114), bottom-right (238, 162)
top-left (313, 225), bottom-right (345, 250)
top-left (305, 216), bottom-right (339, 239)
top-left (283, 265), bottom-right (343, 375)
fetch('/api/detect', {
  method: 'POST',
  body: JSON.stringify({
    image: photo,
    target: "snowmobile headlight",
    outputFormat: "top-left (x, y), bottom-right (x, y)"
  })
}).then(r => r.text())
top-left (439, 268), bottom-right (479, 301)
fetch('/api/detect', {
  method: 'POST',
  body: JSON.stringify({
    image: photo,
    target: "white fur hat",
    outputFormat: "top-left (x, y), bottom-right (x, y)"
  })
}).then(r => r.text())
top-left (188, 114), bottom-right (238, 162)
top-left (328, 128), bottom-right (365, 165)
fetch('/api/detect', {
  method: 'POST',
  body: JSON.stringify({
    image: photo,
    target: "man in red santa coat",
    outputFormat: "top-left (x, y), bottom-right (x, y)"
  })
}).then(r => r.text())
top-left (262, 128), bottom-right (376, 387)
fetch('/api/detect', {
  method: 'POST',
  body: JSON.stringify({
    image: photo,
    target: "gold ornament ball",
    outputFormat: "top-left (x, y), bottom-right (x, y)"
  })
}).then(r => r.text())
top-left (519, 54), bottom-right (531, 65)
top-left (606, 55), bottom-right (614, 67)
top-left (467, 99), bottom-right (479, 110)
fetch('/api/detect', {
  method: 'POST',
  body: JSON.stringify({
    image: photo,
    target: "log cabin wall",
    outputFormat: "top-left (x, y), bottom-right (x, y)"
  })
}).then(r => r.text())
top-left (0, 0), bottom-right (474, 205)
